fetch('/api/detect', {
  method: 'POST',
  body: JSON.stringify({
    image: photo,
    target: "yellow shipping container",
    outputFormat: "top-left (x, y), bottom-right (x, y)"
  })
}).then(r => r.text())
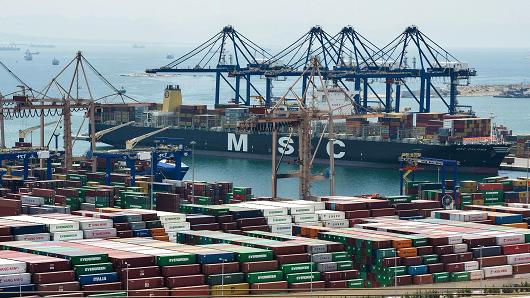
top-left (211, 283), bottom-right (249, 296)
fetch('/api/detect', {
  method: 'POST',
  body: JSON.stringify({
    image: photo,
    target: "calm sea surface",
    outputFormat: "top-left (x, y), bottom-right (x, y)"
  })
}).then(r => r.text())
top-left (0, 44), bottom-right (529, 197)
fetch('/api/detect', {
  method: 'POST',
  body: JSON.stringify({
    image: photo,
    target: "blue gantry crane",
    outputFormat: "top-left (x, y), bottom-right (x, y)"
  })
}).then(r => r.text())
top-left (89, 138), bottom-right (191, 186)
top-left (146, 25), bottom-right (272, 107)
top-left (146, 25), bottom-right (476, 114)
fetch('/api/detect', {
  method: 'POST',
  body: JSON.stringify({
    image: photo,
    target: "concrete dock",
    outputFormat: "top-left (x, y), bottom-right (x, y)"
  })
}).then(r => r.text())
top-left (501, 157), bottom-right (530, 172)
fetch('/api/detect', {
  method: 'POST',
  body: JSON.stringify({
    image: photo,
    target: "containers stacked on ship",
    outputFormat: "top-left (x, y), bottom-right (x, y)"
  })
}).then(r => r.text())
top-left (224, 107), bottom-right (249, 129)
top-left (378, 113), bottom-right (413, 140)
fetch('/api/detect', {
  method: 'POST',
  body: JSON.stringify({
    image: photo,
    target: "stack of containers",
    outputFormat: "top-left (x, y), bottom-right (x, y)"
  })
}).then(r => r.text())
top-left (345, 116), bottom-right (369, 136)
top-left (415, 113), bottom-right (444, 140)
top-left (0, 256), bottom-right (34, 297)
top-left (2, 215), bottom-right (82, 241)
top-left (479, 182), bottom-right (505, 206)
top-left (0, 217), bottom-right (49, 242)
top-left (378, 113), bottom-right (413, 140)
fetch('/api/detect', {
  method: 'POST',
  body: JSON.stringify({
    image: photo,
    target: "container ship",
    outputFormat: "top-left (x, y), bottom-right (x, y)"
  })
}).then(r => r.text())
top-left (94, 85), bottom-right (511, 174)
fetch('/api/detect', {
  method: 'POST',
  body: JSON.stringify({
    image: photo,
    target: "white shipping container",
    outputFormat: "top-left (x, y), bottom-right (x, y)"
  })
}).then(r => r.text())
top-left (483, 265), bottom-right (513, 278)
top-left (83, 228), bottom-right (117, 239)
top-left (20, 195), bottom-right (45, 205)
top-left (447, 235), bottom-right (463, 245)
top-left (463, 261), bottom-right (479, 271)
top-left (316, 210), bottom-right (346, 221)
top-left (266, 216), bottom-right (292, 225)
top-left (453, 243), bottom-right (468, 254)
top-left (79, 219), bottom-right (113, 230)
top-left (322, 219), bottom-right (349, 228)
top-left (312, 253), bottom-right (332, 263)
top-left (52, 230), bottom-right (83, 241)
top-left (514, 273), bottom-right (530, 279)
top-left (0, 259), bottom-right (26, 275)
top-left (289, 205), bottom-right (315, 215)
top-left (507, 253), bottom-right (530, 265)
top-left (496, 234), bottom-right (525, 246)
top-left (294, 222), bottom-right (322, 227)
top-left (468, 270), bottom-right (484, 280)
top-left (317, 262), bottom-right (338, 272)
top-left (293, 214), bottom-right (319, 223)
top-left (269, 224), bottom-right (293, 235)
top-left (156, 212), bottom-right (186, 223)
top-left (163, 222), bottom-right (191, 232)
top-left (0, 273), bottom-right (31, 287)
top-left (306, 244), bottom-right (327, 254)
top-left (287, 200), bottom-right (325, 211)
top-left (14, 233), bottom-right (50, 242)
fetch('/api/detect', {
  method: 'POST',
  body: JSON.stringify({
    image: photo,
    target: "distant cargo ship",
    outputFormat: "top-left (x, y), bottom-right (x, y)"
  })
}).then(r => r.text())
top-left (0, 44), bottom-right (20, 51)
top-left (94, 85), bottom-right (511, 174)
top-left (494, 85), bottom-right (530, 98)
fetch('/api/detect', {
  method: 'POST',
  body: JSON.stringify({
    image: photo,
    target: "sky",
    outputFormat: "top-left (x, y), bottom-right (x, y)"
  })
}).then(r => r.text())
top-left (0, 0), bottom-right (529, 49)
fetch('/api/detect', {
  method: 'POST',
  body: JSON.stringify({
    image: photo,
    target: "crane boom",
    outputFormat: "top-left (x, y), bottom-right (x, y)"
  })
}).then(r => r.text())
top-left (94, 121), bottom-right (134, 141)
top-left (19, 121), bottom-right (59, 142)
top-left (126, 127), bottom-right (170, 150)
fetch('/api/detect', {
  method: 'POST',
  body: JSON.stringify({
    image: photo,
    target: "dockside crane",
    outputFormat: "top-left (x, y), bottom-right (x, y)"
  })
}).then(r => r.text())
top-left (240, 57), bottom-right (365, 200)
top-left (18, 121), bottom-right (59, 143)
top-left (373, 25), bottom-right (476, 113)
top-left (146, 25), bottom-right (272, 106)
top-left (0, 52), bottom-right (140, 171)
top-left (125, 127), bottom-right (170, 150)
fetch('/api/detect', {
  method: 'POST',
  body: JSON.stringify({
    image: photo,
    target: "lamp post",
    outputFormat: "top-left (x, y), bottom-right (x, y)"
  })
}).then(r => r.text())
top-left (526, 141), bottom-right (530, 204)
top-left (190, 141), bottom-right (196, 199)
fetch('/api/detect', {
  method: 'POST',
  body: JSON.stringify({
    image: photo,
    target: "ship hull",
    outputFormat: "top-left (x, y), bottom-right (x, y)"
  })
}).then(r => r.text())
top-left (95, 124), bottom-right (510, 174)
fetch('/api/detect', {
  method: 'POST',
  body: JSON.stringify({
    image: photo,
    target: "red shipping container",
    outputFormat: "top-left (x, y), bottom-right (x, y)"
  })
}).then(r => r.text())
top-left (170, 285), bottom-right (210, 297)
top-left (129, 288), bottom-right (170, 297)
top-left (250, 281), bottom-right (288, 294)
top-left (413, 274), bottom-right (434, 285)
top-left (165, 274), bottom-right (205, 288)
top-left (502, 243), bottom-right (530, 255)
top-left (240, 260), bottom-right (278, 273)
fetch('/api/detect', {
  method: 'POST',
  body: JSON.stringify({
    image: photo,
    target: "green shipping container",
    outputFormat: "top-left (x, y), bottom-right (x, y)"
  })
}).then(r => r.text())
top-left (433, 272), bottom-right (449, 283)
top-left (246, 271), bottom-right (283, 284)
top-left (331, 251), bottom-right (351, 262)
top-left (74, 262), bottom-right (114, 276)
top-left (336, 261), bottom-right (353, 271)
top-left (450, 271), bottom-right (470, 282)
top-left (376, 248), bottom-right (396, 259)
top-left (285, 272), bottom-right (320, 284)
top-left (347, 278), bottom-right (364, 288)
top-left (207, 272), bottom-right (245, 286)
top-left (422, 255), bottom-right (439, 265)
top-left (69, 253), bottom-right (108, 266)
top-left (281, 263), bottom-right (316, 274)
top-left (156, 253), bottom-right (196, 266)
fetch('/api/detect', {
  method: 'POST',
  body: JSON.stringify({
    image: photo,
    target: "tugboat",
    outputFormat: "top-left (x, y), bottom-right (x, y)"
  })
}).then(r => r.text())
top-left (52, 57), bottom-right (60, 65)
top-left (23, 50), bottom-right (32, 61)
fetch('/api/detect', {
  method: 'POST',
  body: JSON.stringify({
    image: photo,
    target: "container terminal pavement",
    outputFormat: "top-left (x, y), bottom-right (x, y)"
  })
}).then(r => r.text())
top-left (0, 175), bottom-right (530, 296)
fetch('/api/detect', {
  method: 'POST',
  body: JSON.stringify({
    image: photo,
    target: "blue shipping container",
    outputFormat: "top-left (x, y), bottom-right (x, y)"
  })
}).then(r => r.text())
top-left (0, 284), bottom-right (35, 298)
top-left (407, 265), bottom-right (428, 276)
top-left (197, 252), bottom-right (235, 264)
top-left (78, 272), bottom-right (119, 285)
top-left (132, 229), bottom-right (151, 237)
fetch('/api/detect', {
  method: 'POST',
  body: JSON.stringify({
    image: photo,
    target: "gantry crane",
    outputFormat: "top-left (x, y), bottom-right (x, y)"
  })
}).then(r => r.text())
top-left (18, 121), bottom-right (59, 142)
top-left (125, 127), bottom-right (170, 150)
top-left (240, 57), bottom-right (366, 200)
top-left (147, 25), bottom-right (475, 114)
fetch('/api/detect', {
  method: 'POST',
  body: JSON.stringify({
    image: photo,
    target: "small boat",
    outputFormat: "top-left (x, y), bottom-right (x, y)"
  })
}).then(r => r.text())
top-left (166, 53), bottom-right (175, 59)
top-left (52, 57), bottom-right (60, 65)
top-left (132, 44), bottom-right (145, 49)
top-left (23, 50), bottom-right (32, 61)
